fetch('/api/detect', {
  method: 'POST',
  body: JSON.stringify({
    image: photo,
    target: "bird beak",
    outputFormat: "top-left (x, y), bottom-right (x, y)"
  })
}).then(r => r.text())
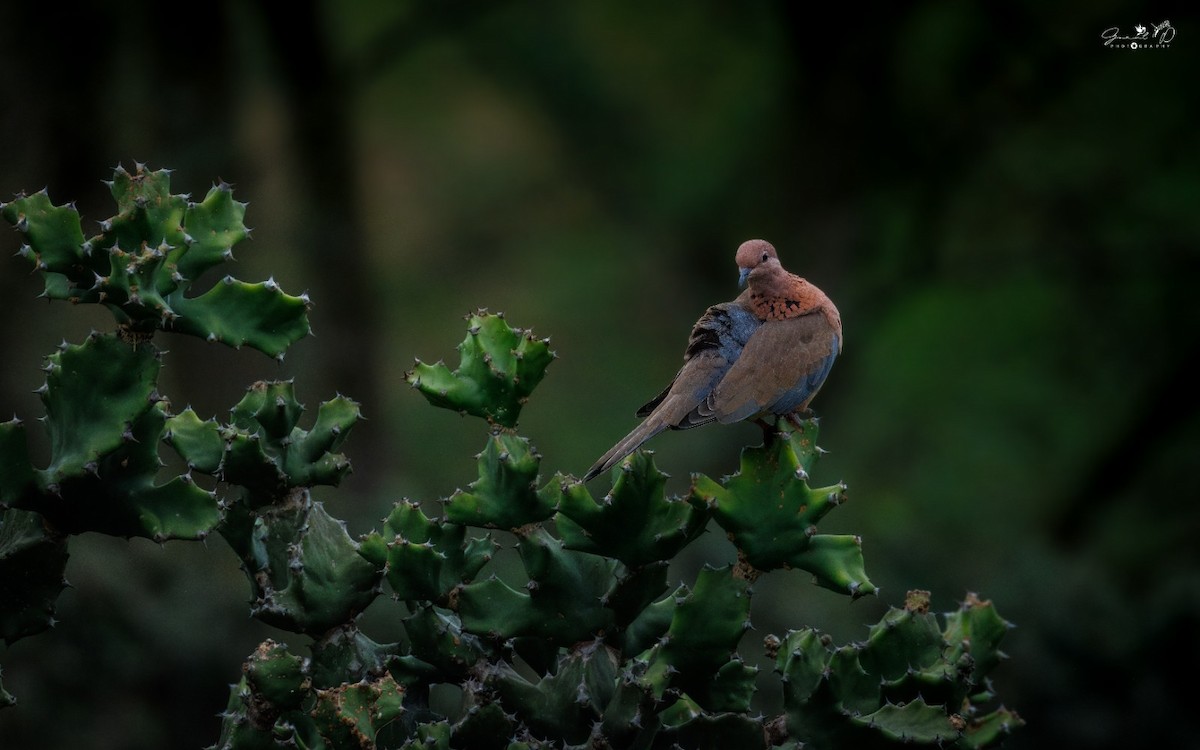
top-left (738, 267), bottom-right (749, 287)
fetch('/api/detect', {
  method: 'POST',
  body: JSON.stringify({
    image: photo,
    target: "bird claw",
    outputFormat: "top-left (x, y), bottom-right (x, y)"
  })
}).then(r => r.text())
top-left (786, 410), bottom-right (815, 430)
top-left (756, 418), bottom-right (782, 445)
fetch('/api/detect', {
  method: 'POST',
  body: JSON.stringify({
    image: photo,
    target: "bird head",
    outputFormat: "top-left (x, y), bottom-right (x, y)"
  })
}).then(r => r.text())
top-left (735, 239), bottom-right (778, 286)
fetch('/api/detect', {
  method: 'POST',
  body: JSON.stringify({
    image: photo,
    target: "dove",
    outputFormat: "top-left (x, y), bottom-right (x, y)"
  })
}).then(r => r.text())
top-left (583, 239), bottom-right (841, 482)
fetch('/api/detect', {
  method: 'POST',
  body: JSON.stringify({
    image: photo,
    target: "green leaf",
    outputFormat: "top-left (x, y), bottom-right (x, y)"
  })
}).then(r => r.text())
top-left (860, 604), bottom-right (945, 685)
top-left (961, 706), bottom-right (1025, 748)
top-left (311, 673), bottom-right (405, 747)
top-left (689, 432), bottom-right (844, 565)
top-left (224, 499), bottom-right (383, 635)
top-left (444, 433), bottom-right (553, 529)
top-left (774, 628), bottom-right (831, 706)
top-left (371, 501), bottom-right (495, 602)
top-left (851, 698), bottom-right (962, 744)
top-left (1, 189), bottom-right (86, 275)
top-left (168, 277), bottom-right (311, 358)
top-left (406, 311), bottom-right (554, 428)
top-left (175, 181), bottom-right (249, 280)
top-left (164, 408), bottom-right (225, 473)
top-left (489, 644), bottom-right (616, 745)
top-left (639, 566), bottom-right (754, 711)
top-left (789, 534), bottom-right (876, 598)
top-left (38, 333), bottom-right (159, 484)
top-left (688, 429), bottom-right (874, 595)
top-left (554, 451), bottom-right (707, 567)
top-left (243, 639), bottom-right (310, 710)
top-left (402, 605), bottom-right (488, 680)
top-left (309, 626), bottom-right (405, 689)
top-left (458, 527), bottom-right (616, 642)
top-left (942, 593), bottom-right (1013, 680)
top-left (32, 363), bottom-right (222, 541)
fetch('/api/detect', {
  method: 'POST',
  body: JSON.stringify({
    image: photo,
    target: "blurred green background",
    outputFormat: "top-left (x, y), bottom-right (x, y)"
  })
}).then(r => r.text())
top-left (2, 2), bottom-right (1197, 748)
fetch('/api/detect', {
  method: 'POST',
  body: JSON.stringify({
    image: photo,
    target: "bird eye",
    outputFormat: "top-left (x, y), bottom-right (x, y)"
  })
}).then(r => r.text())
top-left (761, 252), bottom-right (769, 262)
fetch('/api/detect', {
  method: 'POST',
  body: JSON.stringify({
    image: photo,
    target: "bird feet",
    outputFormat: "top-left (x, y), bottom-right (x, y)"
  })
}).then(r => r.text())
top-left (785, 410), bottom-right (815, 430)
top-left (753, 418), bottom-right (778, 444)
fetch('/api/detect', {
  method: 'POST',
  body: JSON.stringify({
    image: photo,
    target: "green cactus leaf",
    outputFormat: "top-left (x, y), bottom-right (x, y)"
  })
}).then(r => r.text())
top-left (619, 579), bottom-right (677, 657)
top-left (851, 698), bottom-right (962, 744)
top-left (214, 383), bottom-right (358, 500)
top-left (0, 419), bottom-right (36, 507)
top-left (943, 593), bottom-right (1012, 680)
top-left (603, 561), bottom-right (670, 632)
top-left (220, 431), bottom-right (290, 500)
top-left (689, 430), bottom-right (874, 595)
top-left (0, 189), bottom-right (86, 280)
top-left (450, 702), bottom-right (515, 749)
top-left (860, 606), bottom-right (945, 683)
top-left (309, 625), bottom-right (405, 689)
top-left (775, 596), bottom-right (1023, 749)
top-left (401, 722), bottom-right (451, 749)
top-left (213, 675), bottom-right (281, 750)
top-left (406, 311), bottom-right (554, 428)
top-left (489, 644), bottom-right (616, 745)
top-left (444, 433), bottom-right (553, 530)
top-left (554, 452), bottom-right (707, 567)
top-left (656, 705), bottom-right (767, 749)
top-left (37, 333), bottom-right (159, 484)
top-left (106, 163), bottom-right (187, 246)
top-left (244, 639), bottom-right (310, 710)
top-left (369, 501), bottom-right (495, 602)
top-left (789, 533), bottom-right (876, 598)
top-left (458, 527), bottom-right (616, 642)
top-left (403, 606), bottom-right (488, 680)
top-left (774, 628), bottom-right (831, 706)
top-left (295, 395), bottom-right (361, 462)
top-left (0, 508), bottom-right (69, 645)
top-left (310, 673), bottom-right (405, 748)
top-left (230, 380), bottom-right (304, 439)
top-left (223, 497), bottom-right (382, 635)
top-left (961, 705), bottom-right (1024, 748)
top-left (828, 644), bottom-right (881, 717)
top-left (779, 417), bottom-right (825, 475)
top-left (167, 277), bottom-right (311, 358)
top-left (687, 440), bottom-right (839, 563)
top-left (174, 181), bottom-right (249, 280)
top-left (164, 408), bottom-right (225, 473)
top-left (708, 657), bottom-right (760, 712)
top-left (33, 395), bottom-right (221, 541)
top-left (639, 566), bottom-right (753, 711)
top-left (3, 166), bottom-right (309, 358)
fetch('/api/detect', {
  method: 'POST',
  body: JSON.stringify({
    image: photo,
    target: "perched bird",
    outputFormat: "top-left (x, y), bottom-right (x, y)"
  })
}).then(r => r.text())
top-left (583, 239), bottom-right (842, 482)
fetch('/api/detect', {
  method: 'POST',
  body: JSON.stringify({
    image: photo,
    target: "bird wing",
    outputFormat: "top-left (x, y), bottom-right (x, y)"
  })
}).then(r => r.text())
top-left (635, 302), bottom-right (761, 423)
top-left (583, 304), bottom-right (759, 481)
top-left (699, 311), bottom-right (839, 424)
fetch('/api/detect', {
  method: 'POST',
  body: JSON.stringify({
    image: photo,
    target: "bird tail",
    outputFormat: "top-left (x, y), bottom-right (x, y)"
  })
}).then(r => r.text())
top-left (582, 417), bottom-right (669, 482)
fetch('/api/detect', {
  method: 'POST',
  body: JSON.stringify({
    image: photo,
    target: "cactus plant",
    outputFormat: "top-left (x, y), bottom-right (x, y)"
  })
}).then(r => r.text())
top-left (0, 167), bottom-right (1021, 749)
top-left (1, 164), bottom-right (309, 357)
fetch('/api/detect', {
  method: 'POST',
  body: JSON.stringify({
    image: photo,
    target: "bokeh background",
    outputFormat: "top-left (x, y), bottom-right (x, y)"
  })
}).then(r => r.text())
top-left (2, 2), bottom-right (1198, 748)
